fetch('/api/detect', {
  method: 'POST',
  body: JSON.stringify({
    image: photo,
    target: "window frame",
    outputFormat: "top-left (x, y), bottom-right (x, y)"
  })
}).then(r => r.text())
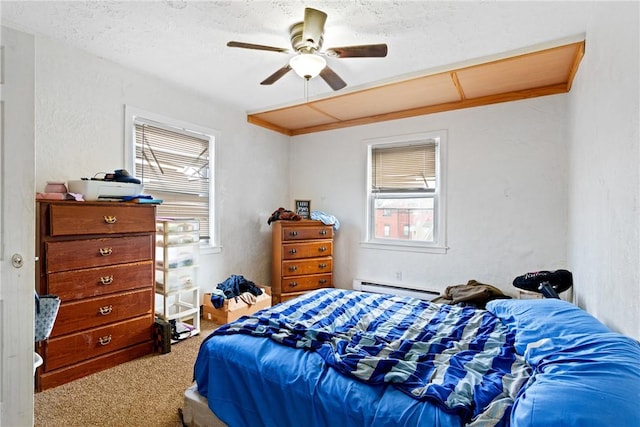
top-left (363, 130), bottom-right (448, 253)
top-left (124, 105), bottom-right (220, 253)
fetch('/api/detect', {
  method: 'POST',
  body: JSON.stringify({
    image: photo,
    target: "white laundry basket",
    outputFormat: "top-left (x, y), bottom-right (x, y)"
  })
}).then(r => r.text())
top-left (33, 352), bottom-right (43, 375)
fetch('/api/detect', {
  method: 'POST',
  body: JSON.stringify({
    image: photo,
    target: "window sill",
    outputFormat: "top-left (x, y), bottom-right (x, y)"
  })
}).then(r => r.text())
top-left (360, 241), bottom-right (448, 254)
top-left (200, 243), bottom-right (221, 255)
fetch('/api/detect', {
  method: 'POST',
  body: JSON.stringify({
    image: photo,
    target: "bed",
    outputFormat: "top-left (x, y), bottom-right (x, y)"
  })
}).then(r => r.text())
top-left (188, 288), bottom-right (640, 427)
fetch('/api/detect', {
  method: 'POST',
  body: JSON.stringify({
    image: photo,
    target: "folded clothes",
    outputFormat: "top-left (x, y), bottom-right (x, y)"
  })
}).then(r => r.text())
top-left (310, 210), bottom-right (340, 230)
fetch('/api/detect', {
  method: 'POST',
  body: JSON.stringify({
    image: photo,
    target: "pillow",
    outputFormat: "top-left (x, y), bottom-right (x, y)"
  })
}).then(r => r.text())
top-left (485, 298), bottom-right (610, 355)
top-left (487, 299), bottom-right (640, 426)
top-left (510, 332), bottom-right (640, 426)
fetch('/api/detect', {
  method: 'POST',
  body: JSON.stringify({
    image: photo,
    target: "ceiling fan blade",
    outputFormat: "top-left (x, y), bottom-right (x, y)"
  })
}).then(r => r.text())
top-left (319, 66), bottom-right (347, 91)
top-left (302, 7), bottom-right (327, 49)
top-left (227, 41), bottom-right (290, 54)
top-left (260, 64), bottom-right (293, 85)
top-left (325, 44), bottom-right (388, 58)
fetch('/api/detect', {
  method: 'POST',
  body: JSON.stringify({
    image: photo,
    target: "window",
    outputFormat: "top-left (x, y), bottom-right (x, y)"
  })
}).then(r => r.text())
top-left (366, 131), bottom-right (446, 252)
top-left (125, 107), bottom-right (217, 249)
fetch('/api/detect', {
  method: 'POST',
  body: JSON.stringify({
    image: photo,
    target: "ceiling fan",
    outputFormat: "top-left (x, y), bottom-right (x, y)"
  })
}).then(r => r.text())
top-left (227, 7), bottom-right (388, 91)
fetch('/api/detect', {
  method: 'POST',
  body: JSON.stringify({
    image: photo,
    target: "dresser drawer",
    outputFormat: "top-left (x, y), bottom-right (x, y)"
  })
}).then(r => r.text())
top-left (282, 241), bottom-right (333, 260)
top-left (44, 315), bottom-right (153, 371)
top-left (46, 235), bottom-right (153, 273)
top-left (281, 274), bottom-right (333, 293)
top-left (282, 257), bottom-right (332, 277)
top-left (281, 225), bottom-right (333, 241)
top-left (49, 203), bottom-right (156, 236)
top-left (47, 261), bottom-right (153, 301)
top-left (51, 288), bottom-right (154, 337)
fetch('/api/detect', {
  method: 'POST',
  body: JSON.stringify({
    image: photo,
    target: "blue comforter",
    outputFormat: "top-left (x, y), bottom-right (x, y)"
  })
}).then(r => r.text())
top-left (194, 289), bottom-right (640, 427)
top-left (199, 289), bottom-right (530, 425)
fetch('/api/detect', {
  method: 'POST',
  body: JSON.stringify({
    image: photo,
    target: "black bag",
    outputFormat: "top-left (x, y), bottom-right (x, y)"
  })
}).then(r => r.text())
top-left (154, 317), bottom-right (172, 354)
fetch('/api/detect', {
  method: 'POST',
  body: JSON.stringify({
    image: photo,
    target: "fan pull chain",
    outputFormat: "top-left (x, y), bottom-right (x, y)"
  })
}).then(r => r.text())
top-left (304, 77), bottom-right (309, 103)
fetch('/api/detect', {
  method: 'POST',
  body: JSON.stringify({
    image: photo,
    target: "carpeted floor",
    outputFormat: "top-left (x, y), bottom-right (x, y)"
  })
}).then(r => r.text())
top-left (34, 320), bottom-right (218, 427)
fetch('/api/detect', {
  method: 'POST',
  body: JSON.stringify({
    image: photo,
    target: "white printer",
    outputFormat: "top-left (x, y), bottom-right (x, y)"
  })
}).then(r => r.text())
top-left (67, 180), bottom-right (143, 201)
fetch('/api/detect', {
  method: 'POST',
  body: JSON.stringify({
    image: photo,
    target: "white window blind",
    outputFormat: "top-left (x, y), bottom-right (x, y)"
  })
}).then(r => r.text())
top-left (371, 142), bottom-right (436, 192)
top-left (135, 122), bottom-right (210, 239)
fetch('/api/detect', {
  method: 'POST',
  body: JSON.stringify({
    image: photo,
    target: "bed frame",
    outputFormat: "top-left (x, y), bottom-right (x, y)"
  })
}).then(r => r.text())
top-left (182, 384), bottom-right (226, 427)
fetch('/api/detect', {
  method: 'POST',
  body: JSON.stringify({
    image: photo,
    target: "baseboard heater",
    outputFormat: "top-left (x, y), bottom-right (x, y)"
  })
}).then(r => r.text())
top-left (352, 279), bottom-right (440, 301)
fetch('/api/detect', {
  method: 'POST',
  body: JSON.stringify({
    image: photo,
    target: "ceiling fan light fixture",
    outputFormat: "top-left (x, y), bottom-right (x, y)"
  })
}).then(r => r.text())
top-left (289, 53), bottom-right (326, 80)
top-left (227, 7), bottom-right (386, 90)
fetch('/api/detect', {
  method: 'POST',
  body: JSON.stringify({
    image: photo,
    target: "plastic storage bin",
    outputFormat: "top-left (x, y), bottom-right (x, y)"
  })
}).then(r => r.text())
top-left (156, 268), bottom-right (196, 293)
top-left (156, 244), bottom-right (199, 270)
top-left (155, 217), bottom-right (201, 339)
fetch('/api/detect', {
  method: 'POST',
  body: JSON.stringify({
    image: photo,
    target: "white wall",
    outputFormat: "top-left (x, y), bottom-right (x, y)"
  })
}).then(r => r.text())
top-left (290, 95), bottom-right (569, 296)
top-left (566, 2), bottom-right (640, 339)
top-left (33, 36), bottom-right (290, 288)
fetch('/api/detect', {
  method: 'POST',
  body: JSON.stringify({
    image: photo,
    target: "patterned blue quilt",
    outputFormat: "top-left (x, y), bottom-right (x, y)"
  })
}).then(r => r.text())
top-left (207, 288), bottom-right (531, 424)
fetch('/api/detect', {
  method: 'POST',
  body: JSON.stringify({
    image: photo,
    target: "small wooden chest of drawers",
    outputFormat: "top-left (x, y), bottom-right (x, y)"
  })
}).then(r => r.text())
top-left (271, 220), bottom-right (334, 304)
top-left (35, 201), bottom-right (156, 391)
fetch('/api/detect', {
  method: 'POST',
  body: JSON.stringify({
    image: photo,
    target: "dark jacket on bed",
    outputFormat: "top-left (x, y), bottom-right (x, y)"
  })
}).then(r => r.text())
top-left (432, 280), bottom-right (510, 309)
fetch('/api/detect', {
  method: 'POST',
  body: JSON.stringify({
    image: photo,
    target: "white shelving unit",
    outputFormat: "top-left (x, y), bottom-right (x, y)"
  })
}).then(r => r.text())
top-left (155, 217), bottom-right (200, 340)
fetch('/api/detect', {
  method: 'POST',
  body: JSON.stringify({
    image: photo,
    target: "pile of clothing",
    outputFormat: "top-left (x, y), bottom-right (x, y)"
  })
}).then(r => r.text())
top-left (267, 207), bottom-right (341, 231)
top-left (267, 208), bottom-right (301, 224)
top-left (432, 279), bottom-right (510, 309)
top-left (209, 275), bottom-right (263, 308)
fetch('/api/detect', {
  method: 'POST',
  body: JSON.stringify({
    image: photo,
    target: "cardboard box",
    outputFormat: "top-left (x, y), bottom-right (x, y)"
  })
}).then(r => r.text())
top-left (202, 287), bottom-right (271, 324)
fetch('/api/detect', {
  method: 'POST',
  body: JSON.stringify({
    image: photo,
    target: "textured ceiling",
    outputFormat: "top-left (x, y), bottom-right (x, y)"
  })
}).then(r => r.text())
top-left (1, 1), bottom-right (594, 112)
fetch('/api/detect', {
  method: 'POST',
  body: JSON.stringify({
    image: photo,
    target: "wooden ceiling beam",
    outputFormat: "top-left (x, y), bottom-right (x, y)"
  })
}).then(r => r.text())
top-left (286, 83), bottom-right (570, 136)
top-left (247, 39), bottom-right (585, 136)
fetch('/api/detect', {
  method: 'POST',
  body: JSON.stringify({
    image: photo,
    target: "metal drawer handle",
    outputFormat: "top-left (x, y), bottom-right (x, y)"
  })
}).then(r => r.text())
top-left (289, 282), bottom-right (298, 288)
top-left (318, 246), bottom-right (327, 252)
top-left (99, 275), bottom-right (113, 285)
top-left (319, 279), bottom-right (327, 285)
top-left (99, 305), bottom-right (113, 315)
top-left (99, 247), bottom-right (113, 256)
top-left (288, 265), bottom-right (298, 272)
top-left (103, 215), bottom-right (117, 224)
top-left (319, 230), bottom-right (327, 235)
top-left (98, 335), bottom-right (112, 346)
top-left (319, 263), bottom-right (327, 269)
top-left (289, 248), bottom-right (297, 254)
top-left (288, 231), bottom-right (298, 237)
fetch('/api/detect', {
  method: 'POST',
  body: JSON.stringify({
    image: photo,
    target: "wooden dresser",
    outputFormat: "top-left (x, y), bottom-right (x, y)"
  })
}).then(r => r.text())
top-left (35, 201), bottom-right (156, 391)
top-left (271, 220), bottom-right (334, 304)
